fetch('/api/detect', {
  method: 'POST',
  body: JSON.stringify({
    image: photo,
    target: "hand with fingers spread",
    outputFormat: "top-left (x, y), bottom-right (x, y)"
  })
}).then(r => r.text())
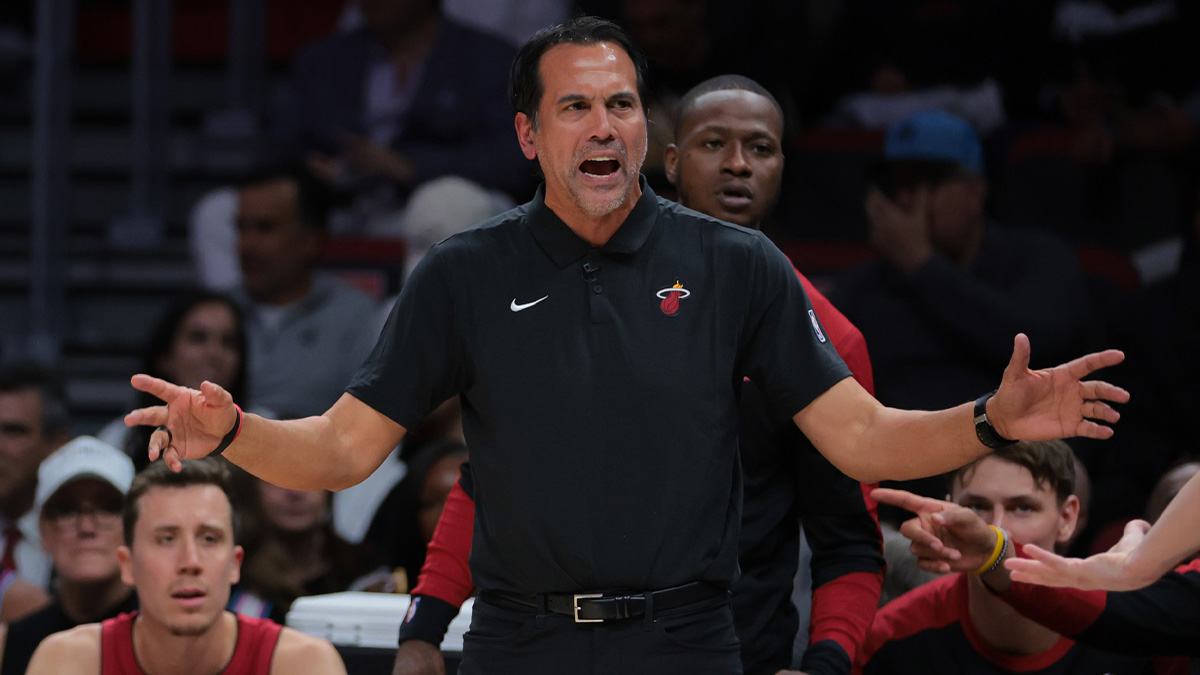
top-left (987, 333), bottom-right (1127, 443)
top-left (1007, 519), bottom-right (1155, 592)
top-left (871, 488), bottom-right (997, 575)
top-left (124, 374), bottom-right (241, 472)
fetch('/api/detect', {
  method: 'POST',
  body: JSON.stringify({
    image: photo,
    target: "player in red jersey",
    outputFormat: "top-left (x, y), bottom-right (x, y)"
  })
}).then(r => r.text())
top-left (25, 458), bottom-right (346, 675)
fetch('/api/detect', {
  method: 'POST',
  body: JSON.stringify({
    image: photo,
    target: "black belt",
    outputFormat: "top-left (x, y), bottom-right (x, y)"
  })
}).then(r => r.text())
top-left (482, 581), bottom-right (723, 623)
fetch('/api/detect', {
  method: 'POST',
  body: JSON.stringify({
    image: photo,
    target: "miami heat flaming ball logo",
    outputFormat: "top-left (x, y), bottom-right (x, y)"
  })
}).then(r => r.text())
top-left (656, 280), bottom-right (691, 316)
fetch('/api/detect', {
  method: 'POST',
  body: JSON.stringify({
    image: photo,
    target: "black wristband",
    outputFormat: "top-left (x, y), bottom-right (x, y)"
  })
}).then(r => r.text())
top-left (212, 404), bottom-right (243, 455)
top-left (799, 639), bottom-right (851, 675)
top-left (397, 595), bottom-right (460, 646)
top-left (974, 390), bottom-right (1016, 449)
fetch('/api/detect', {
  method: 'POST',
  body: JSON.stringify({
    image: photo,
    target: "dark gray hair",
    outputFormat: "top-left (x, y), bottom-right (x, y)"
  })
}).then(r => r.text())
top-left (509, 15), bottom-right (650, 129)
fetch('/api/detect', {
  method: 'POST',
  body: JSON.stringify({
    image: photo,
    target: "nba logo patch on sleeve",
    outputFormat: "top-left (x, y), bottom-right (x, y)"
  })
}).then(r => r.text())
top-left (405, 596), bottom-right (420, 623)
top-left (808, 309), bottom-right (827, 343)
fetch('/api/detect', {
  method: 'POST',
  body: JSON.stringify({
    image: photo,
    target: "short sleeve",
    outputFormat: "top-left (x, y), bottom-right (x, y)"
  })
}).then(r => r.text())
top-left (737, 232), bottom-right (851, 418)
top-left (346, 245), bottom-right (471, 430)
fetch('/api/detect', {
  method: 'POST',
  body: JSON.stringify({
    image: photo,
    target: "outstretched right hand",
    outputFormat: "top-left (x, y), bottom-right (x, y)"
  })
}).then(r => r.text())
top-left (871, 487), bottom-right (998, 574)
top-left (124, 374), bottom-right (240, 472)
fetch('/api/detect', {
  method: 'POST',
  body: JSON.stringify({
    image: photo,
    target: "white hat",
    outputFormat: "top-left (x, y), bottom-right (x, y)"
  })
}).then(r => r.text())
top-left (401, 176), bottom-right (512, 278)
top-left (35, 436), bottom-right (135, 510)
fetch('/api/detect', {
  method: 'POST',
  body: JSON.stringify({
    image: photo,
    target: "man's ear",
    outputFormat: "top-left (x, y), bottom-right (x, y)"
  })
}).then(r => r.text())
top-left (229, 545), bottom-right (243, 586)
top-left (1057, 494), bottom-right (1081, 544)
top-left (664, 143), bottom-right (680, 186)
top-left (515, 113), bottom-right (538, 161)
top-left (118, 546), bottom-right (134, 587)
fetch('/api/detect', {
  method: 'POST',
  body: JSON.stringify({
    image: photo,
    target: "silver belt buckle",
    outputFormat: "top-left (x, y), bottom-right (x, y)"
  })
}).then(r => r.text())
top-left (573, 593), bottom-right (603, 623)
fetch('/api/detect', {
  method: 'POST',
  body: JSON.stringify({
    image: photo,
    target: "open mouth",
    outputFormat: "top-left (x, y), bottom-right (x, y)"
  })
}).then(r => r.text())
top-left (172, 588), bottom-right (207, 605)
top-left (716, 184), bottom-right (754, 209)
top-left (580, 157), bottom-right (621, 177)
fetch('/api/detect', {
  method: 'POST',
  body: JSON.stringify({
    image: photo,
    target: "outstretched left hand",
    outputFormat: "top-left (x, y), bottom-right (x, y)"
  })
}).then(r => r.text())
top-left (1007, 519), bottom-right (1151, 591)
top-left (988, 334), bottom-right (1127, 442)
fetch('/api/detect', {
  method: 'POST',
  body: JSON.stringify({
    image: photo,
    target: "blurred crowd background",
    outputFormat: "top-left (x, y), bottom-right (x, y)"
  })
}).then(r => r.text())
top-left (1, 0), bottom-right (1199, 641)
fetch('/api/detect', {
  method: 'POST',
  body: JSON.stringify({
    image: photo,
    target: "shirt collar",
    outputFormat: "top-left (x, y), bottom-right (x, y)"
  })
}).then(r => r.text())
top-left (529, 175), bottom-right (659, 269)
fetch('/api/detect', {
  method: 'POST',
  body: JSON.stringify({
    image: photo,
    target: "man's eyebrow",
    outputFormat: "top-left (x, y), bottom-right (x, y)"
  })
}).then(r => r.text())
top-left (693, 124), bottom-right (775, 139)
top-left (555, 91), bottom-right (639, 106)
top-left (957, 491), bottom-right (1040, 503)
top-left (151, 522), bottom-right (229, 535)
top-left (0, 421), bottom-right (33, 434)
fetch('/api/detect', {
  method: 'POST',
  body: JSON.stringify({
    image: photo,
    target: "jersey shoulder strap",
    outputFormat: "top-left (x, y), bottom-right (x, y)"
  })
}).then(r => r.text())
top-left (100, 612), bottom-right (142, 675)
top-left (224, 614), bottom-right (284, 673)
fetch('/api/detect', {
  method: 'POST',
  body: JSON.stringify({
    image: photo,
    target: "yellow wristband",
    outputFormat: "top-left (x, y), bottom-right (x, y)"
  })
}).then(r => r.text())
top-left (971, 526), bottom-right (1007, 576)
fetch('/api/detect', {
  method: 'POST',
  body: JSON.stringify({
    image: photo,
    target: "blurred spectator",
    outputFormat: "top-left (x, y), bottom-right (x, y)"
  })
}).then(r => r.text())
top-left (1080, 459), bottom-right (1200, 581)
top-left (1, 437), bottom-right (136, 675)
top-left (859, 440), bottom-right (1184, 674)
top-left (267, 0), bottom-right (531, 237)
top-left (96, 291), bottom-right (249, 472)
top-left (0, 361), bottom-right (71, 591)
top-left (1046, 0), bottom-right (1200, 163)
top-left (582, 0), bottom-right (807, 186)
top-left (398, 175), bottom-right (508, 282)
top-left (0, 3), bottom-right (31, 67)
top-left (1145, 461), bottom-right (1200, 528)
top-left (0, 569), bottom-right (47, 624)
top-left (1079, 198), bottom-right (1200, 548)
top-left (332, 394), bottom-right (466, 549)
top-left (232, 171), bottom-right (379, 418)
top-left (438, 0), bottom-right (569, 47)
top-left (189, 188), bottom-right (243, 292)
top-left (804, 1), bottom-right (1054, 132)
top-left (831, 111), bottom-right (1090, 508)
top-left (363, 438), bottom-right (467, 592)
top-left (228, 467), bottom-right (376, 625)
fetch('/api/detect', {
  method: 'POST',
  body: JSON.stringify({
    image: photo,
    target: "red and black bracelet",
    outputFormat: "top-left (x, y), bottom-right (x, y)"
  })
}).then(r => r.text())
top-left (213, 404), bottom-right (243, 455)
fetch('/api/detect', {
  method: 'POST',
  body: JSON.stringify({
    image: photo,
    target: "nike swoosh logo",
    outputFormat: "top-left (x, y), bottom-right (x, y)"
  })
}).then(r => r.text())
top-left (510, 296), bottom-right (549, 312)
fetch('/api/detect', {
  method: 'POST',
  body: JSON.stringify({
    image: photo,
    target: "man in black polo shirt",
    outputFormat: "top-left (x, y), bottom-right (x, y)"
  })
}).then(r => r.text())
top-left (391, 74), bottom-right (884, 675)
top-left (128, 17), bottom-right (1129, 674)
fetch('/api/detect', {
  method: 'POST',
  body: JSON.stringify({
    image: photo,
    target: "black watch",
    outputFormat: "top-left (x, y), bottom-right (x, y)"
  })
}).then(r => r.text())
top-left (974, 390), bottom-right (1016, 449)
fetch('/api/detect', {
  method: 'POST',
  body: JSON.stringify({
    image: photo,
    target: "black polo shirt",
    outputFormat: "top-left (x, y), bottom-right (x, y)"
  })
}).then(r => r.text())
top-left (347, 178), bottom-right (850, 594)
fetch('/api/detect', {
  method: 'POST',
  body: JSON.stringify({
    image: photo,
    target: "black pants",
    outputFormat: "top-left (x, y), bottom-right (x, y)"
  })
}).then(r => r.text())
top-left (458, 591), bottom-right (743, 675)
